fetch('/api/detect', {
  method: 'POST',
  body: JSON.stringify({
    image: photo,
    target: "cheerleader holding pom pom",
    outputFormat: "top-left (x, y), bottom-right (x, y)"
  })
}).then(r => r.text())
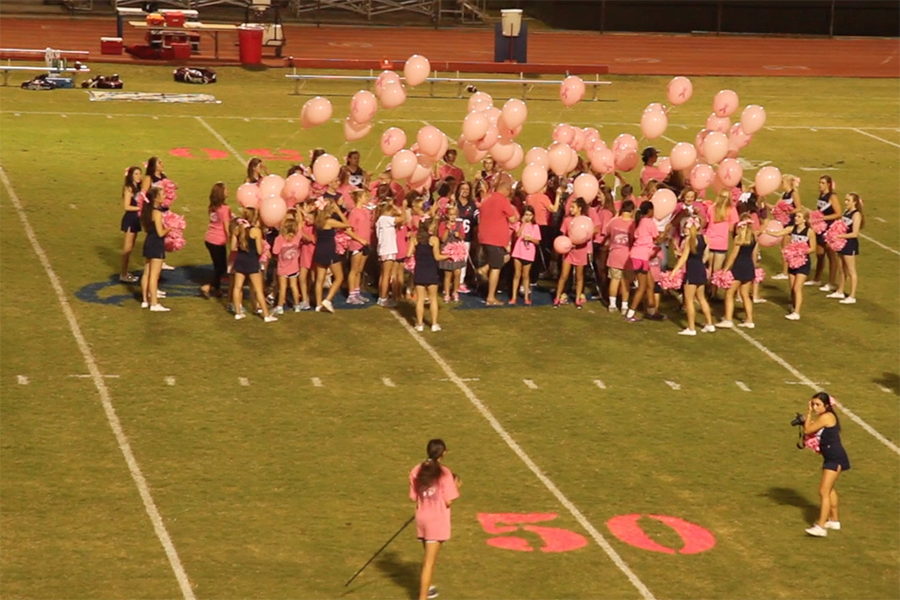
top-left (120, 166), bottom-right (143, 283)
top-left (715, 210), bottom-right (759, 329)
top-left (826, 193), bottom-right (864, 304)
top-left (231, 207), bottom-right (276, 322)
top-left (770, 209), bottom-right (816, 320)
top-left (670, 217), bottom-right (715, 335)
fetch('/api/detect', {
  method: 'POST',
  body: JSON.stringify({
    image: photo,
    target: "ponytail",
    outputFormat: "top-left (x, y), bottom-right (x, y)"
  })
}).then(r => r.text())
top-left (848, 192), bottom-right (865, 230)
top-left (634, 201), bottom-right (653, 227)
top-left (414, 439), bottom-right (447, 495)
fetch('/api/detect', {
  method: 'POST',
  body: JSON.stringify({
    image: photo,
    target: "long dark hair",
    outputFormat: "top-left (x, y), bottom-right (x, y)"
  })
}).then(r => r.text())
top-left (124, 166), bottom-right (141, 195)
top-left (246, 158), bottom-right (263, 183)
top-left (146, 156), bottom-right (161, 178)
top-left (208, 182), bottom-right (226, 213)
top-left (634, 200), bottom-right (654, 226)
top-left (415, 439), bottom-right (447, 495)
top-left (415, 219), bottom-right (432, 245)
top-left (140, 188), bottom-right (160, 232)
top-left (812, 391), bottom-right (840, 426)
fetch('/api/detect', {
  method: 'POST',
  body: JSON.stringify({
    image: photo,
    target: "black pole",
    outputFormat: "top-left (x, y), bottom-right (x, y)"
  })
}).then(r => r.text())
top-left (829, 0), bottom-right (835, 37)
top-left (716, 1), bottom-right (722, 35)
top-left (344, 515), bottom-right (415, 587)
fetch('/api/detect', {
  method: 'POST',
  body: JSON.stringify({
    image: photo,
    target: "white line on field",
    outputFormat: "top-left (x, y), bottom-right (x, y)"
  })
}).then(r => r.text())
top-left (664, 380), bottom-right (681, 391)
top-left (860, 233), bottom-right (900, 257)
top-left (878, 385), bottom-right (894, 394)
top-left (239, 377), bottom-right (249, 386)
top-left (195, 116), bottom-right (246, 165)
top-left (735, 381), bottom-right (751, 392)
top-left (852, 128), bottom-right (900, 148)
top-left (165, 376), bottom-right (175, 386)
top-left (17, 375), bottom-right (28, 385)
top-left (70, 374), bottom-right (120, 378)
top-left (785, 380), bottom-right (829, 385)
top-left (732, 327), bottom-right (899, 456)
top-left (660, 134), bottom-right (677, 144)
top-left (311, 377), bottom-right (323, 387)
top-left (593, 379), bottom-right (607, 390)
top-left (389, 310), bottom-right (655, 600)
top-left (0, 164), bottom-right (195, 600)
top-left (523, 379), bottom-right (538, 389)
top-left (382, 377), bottom-right (396, 387)
top-left (438, 377), bottom-right (480, 381)
top-left (875, 217), bottom-right (887, 223)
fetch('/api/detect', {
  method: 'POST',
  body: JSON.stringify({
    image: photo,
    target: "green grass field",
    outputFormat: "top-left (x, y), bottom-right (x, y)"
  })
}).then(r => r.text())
top-left (1, 65), bottom-right (898, 600)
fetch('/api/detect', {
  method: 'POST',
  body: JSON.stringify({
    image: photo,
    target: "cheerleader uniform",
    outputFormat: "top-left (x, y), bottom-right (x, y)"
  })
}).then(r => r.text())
top-left (839, 209), bottom-right (860, 256)
top-left (685, 235), bottom-right (708, 286)
top-left (731, 235), bottom-right (756, 283)
top-left (142, 209), bottom-right (166, 260)
top-left (313, 227), bottom-right (339, 266)
top-left (781, 190), bottom-right (797, 226)
top-left (347, 166), bottom-right (365, 189)
top-left (233, 231), bottom-right (261, 275)
top-left (414, 239), bottom-right (440, 287)
top-left (820, 422), bottom-right (851, 472)
top-left (120, 186), bottom-right (141, 233)
top-left (788, 225), bottom-right (812, 276)
top-left (816, 192), bottom-right (837, 247)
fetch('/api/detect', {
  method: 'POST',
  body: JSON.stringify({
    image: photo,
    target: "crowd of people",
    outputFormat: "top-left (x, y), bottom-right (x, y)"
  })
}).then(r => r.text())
top-left (120, 146), bottom-right (864, 332)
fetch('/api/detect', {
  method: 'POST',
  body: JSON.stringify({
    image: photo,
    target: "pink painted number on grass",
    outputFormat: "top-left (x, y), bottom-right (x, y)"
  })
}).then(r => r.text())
top-left (168, 148), bottom-right (228, 160)
top-left (606, 514), bottom-right (716, 554)
top-left (477, 513), bottom-right (588, 553)
top-left (246, 148), bottom-right (304, 162)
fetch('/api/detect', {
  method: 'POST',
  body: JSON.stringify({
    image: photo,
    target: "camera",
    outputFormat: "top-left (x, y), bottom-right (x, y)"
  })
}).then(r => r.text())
top-left (790, 413), bottom-right (805, 427)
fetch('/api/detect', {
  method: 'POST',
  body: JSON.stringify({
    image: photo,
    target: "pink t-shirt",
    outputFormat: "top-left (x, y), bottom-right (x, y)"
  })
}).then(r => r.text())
top-left (629, 217), bottom-right (658, 262)
top-left (560, 216), bottom-right (590, 266)
top-left (337, 184), bottom-right (355, 211)
top-left (409, 464), bottom-right (460, 542)
top-left (204, 204), bottom-right (233, 246)
top-left (347, 207), bottom-right (372, 251)
top-left (299, 223), bottom-right (316, 270)
top-left (396, 222), bottom-right (410, 258)
top-left (588, 206), bottom-right (611, 244)
top-left (511, 222), bottom-right (541, 262)
top-left (605, 217), bottom-right (634, 269)
top-left (272, 233), bottom-right (301, 276)
top-left (705, 205), bottom-right (739, 251)
top-left (641, 165), bottom-right (668, 187)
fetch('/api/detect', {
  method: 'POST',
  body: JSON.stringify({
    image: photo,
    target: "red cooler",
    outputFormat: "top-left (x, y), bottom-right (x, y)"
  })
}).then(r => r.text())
top-left (237, 24), bottom-right (264, 65)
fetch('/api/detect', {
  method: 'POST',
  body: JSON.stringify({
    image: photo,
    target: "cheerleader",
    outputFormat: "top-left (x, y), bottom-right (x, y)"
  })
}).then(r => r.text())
top-left (410, 220), bottom-right (450, 332)
top-left (409, 439), bottom-right (460, 600)
top-left (810, 175), bottom-right (843, 291)
top-left (772, 209), bottom-right (816, 320)
top-left (231, 207), bottom-right (276, 322)
top-left (828, 193), bottom-right (864, 304)
top-left (802, 392), bottom-right (850, 537)
top-left (141, 156), bottom-right (174, 274)
top-left (313, 199), bottom-right (357, 313)
top-left (716, 215), bottom-right (758, 329)
top-left (119, 166), bottom-right (143, 283)
top-left (671, 217), bottom-right (715, 335)
top-left (510, 205), bottom-right (541, 305)
top-left (139, 188), bottom-right (170, 312)
top-left (624, 201), bottom-right (657, 322)
top-left (604, 200), bottom-right (635, 314)
top-left (554, 198), bottom-right (591, 309)
top-left (773, 174), bottom-right (802, 280)
top-left (345, 150), bottom-right (368, 189)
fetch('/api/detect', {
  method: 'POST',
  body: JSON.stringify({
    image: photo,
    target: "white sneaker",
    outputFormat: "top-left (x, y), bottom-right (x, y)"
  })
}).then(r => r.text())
top-left (819, 284), bottom-right (835, 292)
top-left (608, 305), bottom-right (617, 313)
top-left (738, 321), bottom-right (755, 329)
top-left (620, 305), bottom-right (628, 315)
top-left (161, 262), bottom-right (175, 271)
top-left (234, 312), bottom-right (246, 320)
top-left (701, 324), bottom-right (716, 333)
top-left (264, 315), bottom-right (278, 323)
top-left (753, 298), bottom-right (768, 304)
top-left (678, 328), bottom-right (697, 336)
top-left (431, 324), bottom-right (442, 332)
top-left (414, 324), bottom-right (424, 332)
top-left (805, 524), bottom-right (828, 537)
top-left (272, 306), bottom-right (284, 315)
top-left (715, 320), bottom-right (734, 329)
top-left (156, 290), bottom-right (167, 298)
top-left (826, 291), bottom-right (845, 299)
top-left (322, 299), bottom-right (335, 313)
top-left (839, 297), bottom-right (857, 304)
top-left (771, 273), bottom-right (789, 280)
top-left (785, 312), bottom-right (801, 321)
top-left (149, 304), bottom-right (170, 312)
top-left (824, 520), bottom-right (841, 530)
top-left (141, 301), bottom-right (149, 309)
top-left (427, 586), bottom-right (439, 599)
top-left (804, 280), bottom-right (821, 287)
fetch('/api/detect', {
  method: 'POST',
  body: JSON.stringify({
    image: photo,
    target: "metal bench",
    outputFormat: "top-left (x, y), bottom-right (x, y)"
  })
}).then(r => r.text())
top-left (0, 48), bottom-right (91, 86)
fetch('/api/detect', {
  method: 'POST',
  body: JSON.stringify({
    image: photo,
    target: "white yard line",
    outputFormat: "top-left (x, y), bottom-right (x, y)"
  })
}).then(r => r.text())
top-left (239, 377), bottom-right (250, 386)
top-left (17, 375), bottom-right (29, 385)
top-left (732, 328), bottom-right (899, 456)
top-left (382, 377), bottom-right (396, 387)
top-left (0, 164), bottom-right (195, 600)
top-left (664, 380), bottom-right (681, 391)
top-left (523, 379), bottom-right (538, 389)
top-left (165, 376), bottom-right (176, 386)
top-left (859, 233), bottom-right (900, 257)
top-left (852, 128), bottom-right (900, 148)
top-left (195, 116), bottom-right (246, 165)
top-left (593, 379), bottom-right (607, 390)
top-left (393, 313), bottom-right (655, 600)
top-left (311, 377), bottom-right (324, 387)
top-left (735, 381), bottom-right (751, 392)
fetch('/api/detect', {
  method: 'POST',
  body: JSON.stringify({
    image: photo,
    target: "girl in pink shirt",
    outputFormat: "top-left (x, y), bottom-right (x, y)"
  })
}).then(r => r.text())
top-left (625, 201), bottom-right (658, 322)
top-left (705, 190), bottom-right (739, 298)
top-left (510, 206), bottom-right (541, 305)
top-left (438, 203), bottom-right (466, 303)
top-left (554, 198), bottom-right (591, 309)
top-left (605, 200), bottom-right (635, 314)
top-left (409, 439), bottom-right (460, 600)
top-left (590, 188), bottom-right (616, 304)
top-left (201, 182), bottom-right (233, 299)
top-left (346, 189), bottom-right (375, 305)
top-left (297, 203), bottom-right (317, 311)
top-left (271, 209), bottom-right (302, 314)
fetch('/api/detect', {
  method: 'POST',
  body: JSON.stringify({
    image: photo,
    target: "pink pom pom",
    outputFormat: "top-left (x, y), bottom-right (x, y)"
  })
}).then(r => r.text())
top-left (164, 231), bottom-right (185, 252)
top-left (825, 220), bottom-right (847, 251)
top-left (771, 201), bottom-right (792, 226)
top-left (157, 178), bottom-right (177, 208)
top-left (335, 231), bottom-right (350, 255)
top-left (659, 268), bottom-right (685, 290)
top-left (754, 267), bottom-right (765, 283)
top-left (404, 255), bottom-right (416, 272)
top-left (444, 241), bottom-right (468, 263)
top-left (809, 210), bottom-right (827, 234)
top-left (163, 211), bottom-right (187, 232)
top-left (711, 269), bottom-right (734, 289)
top-left (782, 241), bottom-right (810, 269)
top-left (259, 240), bottom-right (271, 264)
top-left (136, 191), bottom-right (148, 211)
top-left (162, 211), bottom-right (187, 252)
top-left (803, 432), bottom-right (821, 454)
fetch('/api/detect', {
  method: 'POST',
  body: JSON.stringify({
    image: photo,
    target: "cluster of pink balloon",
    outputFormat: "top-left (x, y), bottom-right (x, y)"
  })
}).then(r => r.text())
top-left (235, 171), bottom-right (315, 228)
top-left (456, 93), bottom-right (527, 171)
top-left (385, 123), bottom-right (449, 192)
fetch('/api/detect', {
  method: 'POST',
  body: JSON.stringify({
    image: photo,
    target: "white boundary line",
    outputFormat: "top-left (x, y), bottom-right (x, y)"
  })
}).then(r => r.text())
top-left (852, 127), bottom-right (900, 148)
top-left (860, 233), bottom-right (900, 257)
top-left (0, 164), bottom-right (196, 599)
top-left (195, 116), bottom-right (246, 164)
top-left (389, 312), bottom-right (655, 600)
top-left (732, 328), bottom-right (900, 456)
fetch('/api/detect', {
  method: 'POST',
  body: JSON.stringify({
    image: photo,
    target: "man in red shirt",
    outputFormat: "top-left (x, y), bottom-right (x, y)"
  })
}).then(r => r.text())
top-left (477, 177), bottom-right (518, 305)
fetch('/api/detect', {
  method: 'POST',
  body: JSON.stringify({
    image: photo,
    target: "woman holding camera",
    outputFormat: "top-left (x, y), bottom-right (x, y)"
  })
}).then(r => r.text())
top-left (803, 392), bottom-right (850, 537)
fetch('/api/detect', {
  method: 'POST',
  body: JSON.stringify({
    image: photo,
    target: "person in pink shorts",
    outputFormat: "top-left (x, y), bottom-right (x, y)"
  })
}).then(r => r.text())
top-left (510, 205), bottom-right (541, 305)
top-left (554, 198), bottom-right (591, 308)
top-left (409, 439), bottom-right (460, 600)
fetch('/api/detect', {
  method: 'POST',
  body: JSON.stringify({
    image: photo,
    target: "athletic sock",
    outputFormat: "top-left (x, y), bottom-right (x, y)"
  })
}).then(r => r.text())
top-left (609, 299), bottom-right (617, 309)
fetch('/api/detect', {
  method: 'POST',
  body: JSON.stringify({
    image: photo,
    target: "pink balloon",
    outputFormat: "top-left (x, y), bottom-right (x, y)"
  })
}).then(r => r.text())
top-left (237, 183), bottom-right (261, 208)
top-left (571, 127), bottom-right (586, 152)
top-left (403, 54), bottom-right (431, 87)
top-left (548, 142), bottom-right (573, 176)
top-left (644, 102), bottom-right (665, 114)
top-left (758, 219), bottom-right (783, 247)
top-left (409, 164), bottom-right (430, 186)
top-left (501, 98), bottom-right (528, 130)
top-left (583, 127), bottom-right (600, 144)
top-left (716, 158), bottom-right (743, 187)
top-left (496, 116), bottom-right (522, 142)
top-left (614, 148), bottom-right (639, 172)
top-left (484, 106), bottom-right (502, 125)
top-left (283, 173), bottom-right (310, 203)
top-left (259, 195), bottom-right (287, 228)
top-left (656, 157), bottom-right (672, 176)
top-left (380, 127), bottom-right (407, 156)
top-left (667, 76), bottom-right (693, 106)
top-left (589, 146), bottom-right (615, 175)
top-left (669, 142), bottom-right (697, 171)
top-left (703, 132), bottom-right (729, 164)
top-left (640, 109), bottom-right (668, 140)
top-left (566, 149), bottom-right (578, 173)
top-left (379, 82), bottom-right (406, 109)
top-left (740, 104), bottom-right (767, 135)
top-left (586, 137), bottom-right (607, 154)
top-left (463, 142), bottom-right (487, 164)
top-left (374, 70), bottom-right (400, 97)
top-left (695, 129), bottom-right (712, 154)
top-left (259, 174), bottom-right (285, 198)
top-left (417, 125), bottom-right (443, 156)
top-left (343, 118), bottom-right (372, 141)
top-left (390, 149), bottom-right (417, 180)
top-left (467, 91), bottom-right (493, 113)
top-left (553, 235), bottom-right (574, 254)
top-left (573, 173), bottom-right (599, 202)
top-left (489, 140), bottom-right (515, 164)
top-left (521, 164), bottom-right (548, 194)
top-left (613, 133), bottom-right (639, 153)
top-left (416, 152), bottom-right (435, 169)
top-left (705, 113), bottom-right (731, 134)
top-left (755, 166), bottom-right (782, 196)
top-left (568, 215), bottom-right (594, 244)
top-left (560, 75), bottom-right (585, 107)
top-left (350, 90), bottom-right (377, 123)
top-left (413, 176), bottom-right (432, 194)
top-left (312, 154), bottom-right (340, 186)
top-left (462, 111), bottom-right (490, 142)
top-left (552, 124), bottom-right (576, 146)
top-left (689, 163), bottom-right (714, 191)
top-left (436, 133), bottom-right (449, 161)
top-left (502, 143), bottom-right (524, 170)
top-left (729, 124), bottom-right (753, 149)
top-left (525, 147), bottom-right (549, 169)
top-left (301, 96), bottom-right (333, 129)
top-left (476, 124), bottom-right (500, 151)
top-left (713, 89), bottom-right (739, 118)
top-left (651, 188), bottom-right (677, 220)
